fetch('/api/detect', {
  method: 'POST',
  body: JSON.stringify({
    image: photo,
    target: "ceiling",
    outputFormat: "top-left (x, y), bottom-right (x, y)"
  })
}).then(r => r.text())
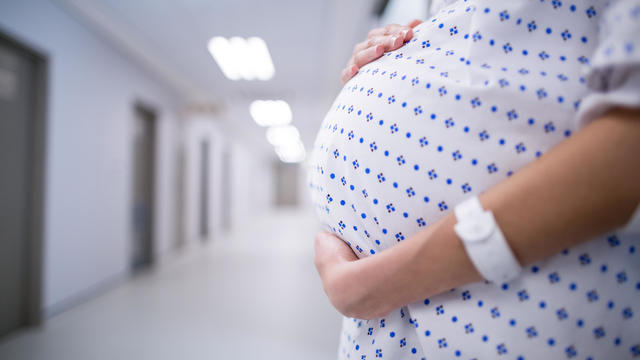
top-left (59, 0), bottom-right (381, 153)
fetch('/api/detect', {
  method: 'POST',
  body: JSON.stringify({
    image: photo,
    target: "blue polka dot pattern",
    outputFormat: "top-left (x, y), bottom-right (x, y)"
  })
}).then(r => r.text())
top-left (309, 1), bottom-right (640, 359)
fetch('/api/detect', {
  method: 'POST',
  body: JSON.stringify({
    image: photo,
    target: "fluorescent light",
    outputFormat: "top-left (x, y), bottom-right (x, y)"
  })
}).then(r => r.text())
top-left (229, 37), bottom-right (253, 80)
top-left (247, 37), bottom-right (275, 81)
top-left (275, 139), bottom-right (306, 163)
top-left (268, 125), bottom-right (305, 163)
top-left (207, 36), bottom-right (275, 81)
top-left (250, 100), bottom-right (292, 127)
top-left (207, 37), bottom-right (241, 80)
top-left (266, 125), bottom-right (299, 147)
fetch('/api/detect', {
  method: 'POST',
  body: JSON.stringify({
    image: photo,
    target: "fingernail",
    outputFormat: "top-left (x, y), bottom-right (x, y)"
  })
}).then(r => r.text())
top-left (402, 29), bottom-right (408, 37)
top-left (390, 36), bottom-right (398, 46)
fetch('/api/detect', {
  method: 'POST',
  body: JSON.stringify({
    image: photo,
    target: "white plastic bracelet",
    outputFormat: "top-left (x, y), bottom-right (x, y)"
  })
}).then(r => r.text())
top-left (453, 196), bottom-right (522, 283)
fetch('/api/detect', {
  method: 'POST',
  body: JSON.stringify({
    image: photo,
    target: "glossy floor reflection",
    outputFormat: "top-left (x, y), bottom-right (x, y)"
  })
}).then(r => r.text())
top-left (0, 209), bottom-right (341, 360)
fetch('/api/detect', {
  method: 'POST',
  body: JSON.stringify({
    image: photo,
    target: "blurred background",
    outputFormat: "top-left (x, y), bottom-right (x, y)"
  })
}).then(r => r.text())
top-left (0, 0), bottom-right (428, 359)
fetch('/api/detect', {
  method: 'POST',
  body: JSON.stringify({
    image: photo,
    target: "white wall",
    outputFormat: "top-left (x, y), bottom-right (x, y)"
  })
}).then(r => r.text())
top-left (0, 0), bottom-right (182, 315)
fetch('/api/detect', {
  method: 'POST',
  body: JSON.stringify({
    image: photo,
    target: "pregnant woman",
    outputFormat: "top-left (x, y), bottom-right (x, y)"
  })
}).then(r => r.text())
top-left (309, 1), bottom-right (640, 359)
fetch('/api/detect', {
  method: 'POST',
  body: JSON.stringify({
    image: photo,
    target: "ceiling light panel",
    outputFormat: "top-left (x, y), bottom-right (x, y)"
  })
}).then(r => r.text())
top-left (275, 139), bottom-right (306, 163)
top-left (265, 125), bottom-right (300, 147)
top-left (207, 36), bottom-right (275, 81)
top-left (250, 100), bottom-right (292, 127)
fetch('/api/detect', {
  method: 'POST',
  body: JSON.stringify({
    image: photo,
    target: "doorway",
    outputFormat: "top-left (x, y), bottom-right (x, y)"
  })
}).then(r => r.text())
top-left (275, 162), bottom-right (299, 207)
top-left (220, 149), bottom-right (232, 233)
top-left (0, 31), bottom-right (46, 338)
top-left (130, 104), bottom-right (156, 270)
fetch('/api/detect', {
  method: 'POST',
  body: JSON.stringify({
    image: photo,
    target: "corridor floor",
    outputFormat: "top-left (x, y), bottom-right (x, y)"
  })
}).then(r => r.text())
top-left (0, 209), bottom-right (342, 360)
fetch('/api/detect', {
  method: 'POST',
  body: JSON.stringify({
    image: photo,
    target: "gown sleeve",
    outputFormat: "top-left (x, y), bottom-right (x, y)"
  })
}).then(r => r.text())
top-left (574, 1), bottom-right (640, 234)
top-left (575, 0), bottom-right (640, 128)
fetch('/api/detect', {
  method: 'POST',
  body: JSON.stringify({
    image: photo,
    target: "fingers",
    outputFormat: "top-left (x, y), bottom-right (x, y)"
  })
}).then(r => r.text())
top-left (368, 22), bottom-right (419, 42)
top-left (403, 19), bottom-right (422, 42)
top-left (341, 20), bottom-right (423, 84)
top-left (353, 35), bottom-right (404, 56)
top-left (314, 231), bottom-right (348, 270)
top-left (407, 19), bottom-right (423, 28)
top-left (341, 64), bottom-right (358, 84)
top-left (341, 45), bottom-right (384, 84)
top-left (364, 23), bottom-right (418, 51)
top-left (368, 23), bottom-right (408, 37)
top-left (352, 39), bottom-right (370, 56)
top-left (353, 44), bottom-right (384, 69)
top-left (341, 37), bottom-right (399, 84)
top-left (385, 33), bottom-right (406, 51)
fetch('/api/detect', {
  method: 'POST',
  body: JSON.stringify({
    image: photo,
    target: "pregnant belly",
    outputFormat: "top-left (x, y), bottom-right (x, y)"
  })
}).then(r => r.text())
top-left (308, 15), bottom-right (590, 257)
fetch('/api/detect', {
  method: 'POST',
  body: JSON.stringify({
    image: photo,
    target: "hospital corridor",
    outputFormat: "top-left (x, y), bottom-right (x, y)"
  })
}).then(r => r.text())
top-left (0, 0), bottom-right (412, 358)
top-left (4, 0), bottom-right (640, 359)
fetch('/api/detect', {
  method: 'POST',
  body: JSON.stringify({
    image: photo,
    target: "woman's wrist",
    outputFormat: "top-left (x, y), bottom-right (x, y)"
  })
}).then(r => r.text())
top-left (410, 213), bottom-right (482, 297)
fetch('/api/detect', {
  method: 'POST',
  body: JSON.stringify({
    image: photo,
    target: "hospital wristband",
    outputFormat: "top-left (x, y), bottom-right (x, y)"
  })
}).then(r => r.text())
top-left (453, 196), bottom-right (522, 284)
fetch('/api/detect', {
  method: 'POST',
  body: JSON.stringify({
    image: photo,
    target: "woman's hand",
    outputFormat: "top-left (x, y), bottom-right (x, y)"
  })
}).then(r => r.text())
top-left (314, 220), bottom-right (469, 320)
top-left (313, 231), bottom-right (365, 317)
top-left (341, 19), bottom-right (423, 84)
top-left (314, 231), bottom-right (357, 273)
top-left (313, 227), bottom-right (447, 320)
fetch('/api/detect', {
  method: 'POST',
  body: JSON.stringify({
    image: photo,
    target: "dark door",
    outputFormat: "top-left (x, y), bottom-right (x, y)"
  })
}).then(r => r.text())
top-left (0, 36), bottom-right (42, 337)
top-left (220, 149), bottom-right (231, 232)
top-left (131, 105), bottom-right (156, 270)
top-left (199, 139), bottom-right (210, 240)
top-left (275, 162), bottom-right (299, 206)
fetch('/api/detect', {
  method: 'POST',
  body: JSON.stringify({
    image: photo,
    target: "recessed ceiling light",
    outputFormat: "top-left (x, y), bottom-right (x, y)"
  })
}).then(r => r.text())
top-left (250, 100), bottom-right (292, 127)
top-left (275, 139), bottom-right (306, 163)
top-left (265, 125), bottom-right (300, 147)
top-left (207, 36), bottom-right (275, 81)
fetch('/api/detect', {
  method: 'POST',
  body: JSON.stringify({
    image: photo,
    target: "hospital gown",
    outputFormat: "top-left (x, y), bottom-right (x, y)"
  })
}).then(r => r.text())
top-left (308, 0), bottom-right (640, 358)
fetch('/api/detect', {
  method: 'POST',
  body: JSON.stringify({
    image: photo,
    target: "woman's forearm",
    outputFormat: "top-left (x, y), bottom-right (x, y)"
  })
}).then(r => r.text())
top-left (335, 108), bottom-right (640, 319)
top-left (485, 108), bottom-right (640, 264)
